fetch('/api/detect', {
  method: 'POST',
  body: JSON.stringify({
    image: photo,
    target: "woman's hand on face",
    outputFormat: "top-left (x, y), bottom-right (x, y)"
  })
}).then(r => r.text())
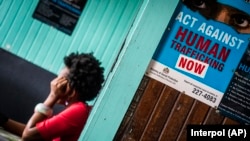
top-left (50, 77), bottom-right (71, 99)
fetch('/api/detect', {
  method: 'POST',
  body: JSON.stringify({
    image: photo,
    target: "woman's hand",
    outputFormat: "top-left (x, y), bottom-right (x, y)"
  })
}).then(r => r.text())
top-left (44, 77), bottom-right (71, 108)
top-left (50, 77), bottom-right (71, 98)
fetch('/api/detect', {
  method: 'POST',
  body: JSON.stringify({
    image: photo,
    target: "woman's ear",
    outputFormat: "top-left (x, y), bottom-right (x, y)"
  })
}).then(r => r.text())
top-left (69, 89), bottom-right (77, 98)
top-left (65, 82), bottom-right (71, 94)
top-left (66, 89), bottom-right (78, 102)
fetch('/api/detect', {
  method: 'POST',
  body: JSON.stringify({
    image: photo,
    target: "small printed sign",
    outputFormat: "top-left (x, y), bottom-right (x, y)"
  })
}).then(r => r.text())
top-left (33, 0), bottom-right (87, 35)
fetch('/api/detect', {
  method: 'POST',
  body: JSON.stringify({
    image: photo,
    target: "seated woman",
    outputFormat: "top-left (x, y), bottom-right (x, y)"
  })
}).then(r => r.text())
top-left (0, 52), bottom-right (104, 141)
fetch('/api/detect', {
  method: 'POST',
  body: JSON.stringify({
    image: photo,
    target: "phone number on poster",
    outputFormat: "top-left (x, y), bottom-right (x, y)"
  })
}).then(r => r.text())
top-left (192, 88), bottom-right (217, 103)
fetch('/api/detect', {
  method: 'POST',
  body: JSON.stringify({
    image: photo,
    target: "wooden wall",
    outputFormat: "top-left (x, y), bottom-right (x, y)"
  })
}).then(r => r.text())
top-left (114, 75), bottom-right (240, 141)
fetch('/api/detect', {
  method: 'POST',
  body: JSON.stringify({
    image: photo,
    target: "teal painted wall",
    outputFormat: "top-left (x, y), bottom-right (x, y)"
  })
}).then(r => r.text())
top-left (0, 0), bottom-right (143, 76)
top-left (0, 0), bottom-right (179, 140)
top-left (80, 0), bottom-right (179, 140)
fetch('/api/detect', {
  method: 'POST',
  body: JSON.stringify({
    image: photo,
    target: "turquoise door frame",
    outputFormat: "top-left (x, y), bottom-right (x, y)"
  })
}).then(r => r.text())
top-left (79, 0), bottom-right (179, 140)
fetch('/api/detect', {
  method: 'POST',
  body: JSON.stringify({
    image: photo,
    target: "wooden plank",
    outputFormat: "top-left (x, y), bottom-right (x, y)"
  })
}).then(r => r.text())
top-left (119, 78), bottom-right (165, 140)
top-left (186, 100), bottom-right (210, 124)
top-left (140, 85), bottom-right (179, 141)
top-left (115, 78), bottom-right (241, 141)
top-left (203, 108), bottom-right (225, 124)
top-left (223, 117), bottom-right (240, 125)
top-left (176, 100), bottom-right (210, 141)
top-left (138, 76), bottom-right (150, 91)
top-left (158, 92), bottom-right (195, 141)
top-left (114, 76), bottom-right (150, 140)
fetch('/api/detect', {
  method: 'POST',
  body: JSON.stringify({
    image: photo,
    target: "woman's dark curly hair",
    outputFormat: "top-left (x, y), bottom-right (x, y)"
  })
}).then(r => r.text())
top-left (64, 52), bottom-right (104, 102)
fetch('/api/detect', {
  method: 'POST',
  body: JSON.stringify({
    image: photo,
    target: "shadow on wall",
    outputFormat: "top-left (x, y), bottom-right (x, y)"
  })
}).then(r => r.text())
top-left (0, 48), bottom-right (64, 123)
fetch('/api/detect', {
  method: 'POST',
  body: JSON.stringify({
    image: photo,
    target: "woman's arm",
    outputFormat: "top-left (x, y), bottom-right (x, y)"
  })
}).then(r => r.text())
top-left (21, 94), bottom-right (58, 141)
top-left (22, 77), bottom-right (69, 141)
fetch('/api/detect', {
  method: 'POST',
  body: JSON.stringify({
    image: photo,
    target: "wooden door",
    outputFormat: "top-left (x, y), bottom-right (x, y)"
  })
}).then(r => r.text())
top-left (114, 75), bottom-right (240, 141)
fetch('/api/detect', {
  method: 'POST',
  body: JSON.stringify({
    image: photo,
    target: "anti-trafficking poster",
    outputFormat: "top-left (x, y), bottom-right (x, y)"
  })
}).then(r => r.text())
top-left (33, 0), bottom-right (87, 35)
top-left (146, 0), bottom-right (250, 111)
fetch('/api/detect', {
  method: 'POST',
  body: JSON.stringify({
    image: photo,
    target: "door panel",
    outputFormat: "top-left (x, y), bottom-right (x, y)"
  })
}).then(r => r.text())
top-left (115, 76), bottom-right (240, 141)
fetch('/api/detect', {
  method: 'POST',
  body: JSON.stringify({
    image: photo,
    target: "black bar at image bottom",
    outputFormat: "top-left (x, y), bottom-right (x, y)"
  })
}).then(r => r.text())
top-left (187, 125), bottom-right (250, 141)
